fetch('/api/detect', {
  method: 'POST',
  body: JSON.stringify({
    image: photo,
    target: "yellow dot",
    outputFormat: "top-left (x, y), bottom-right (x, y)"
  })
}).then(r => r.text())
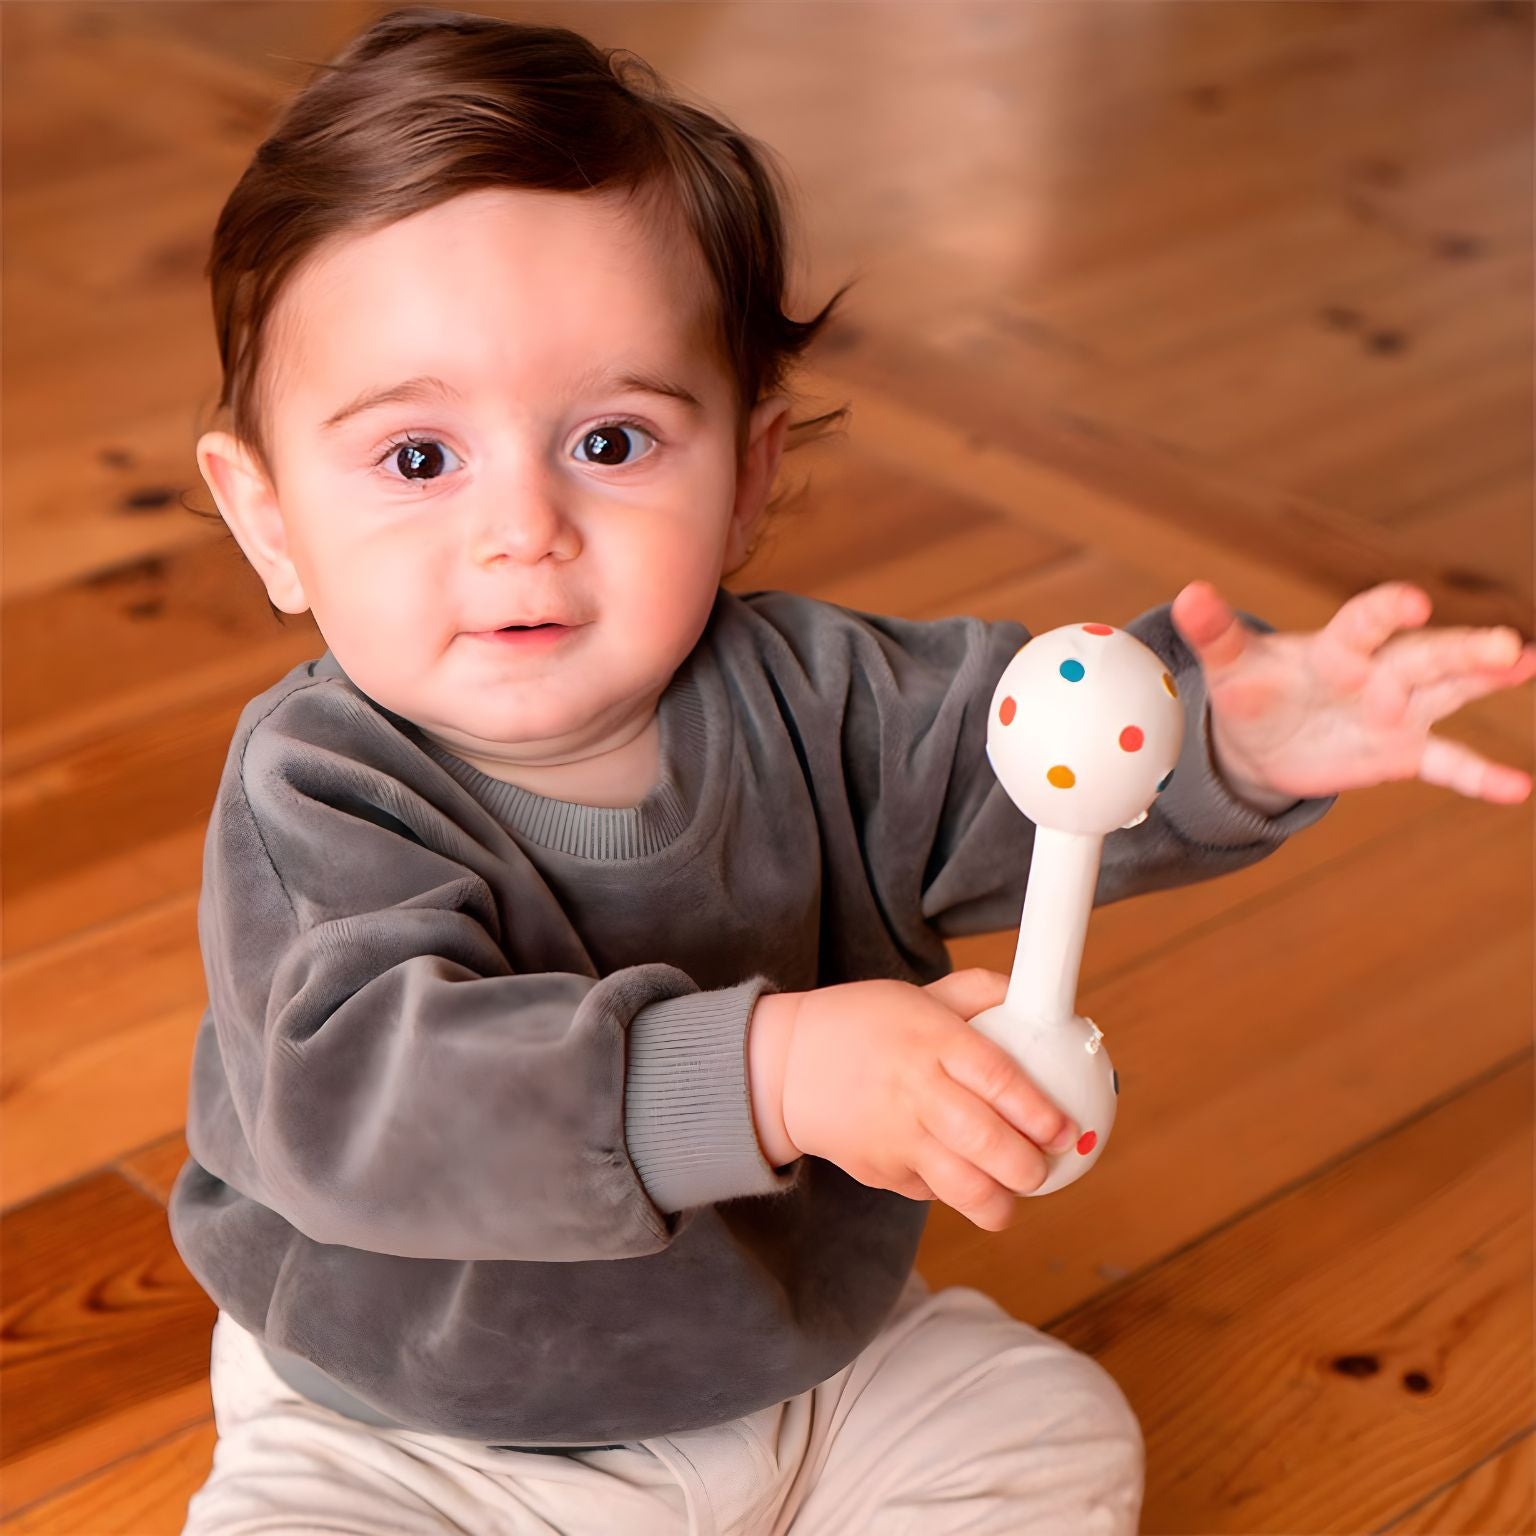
top-left (1161, 670), bottom-right (1178, 699)
top-left (1047, 765), bottom-right (1076, 789)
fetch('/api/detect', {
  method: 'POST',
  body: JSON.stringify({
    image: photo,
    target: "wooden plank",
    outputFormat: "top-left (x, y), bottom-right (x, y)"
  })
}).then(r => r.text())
top-left (0, 1172), bottom-right (215, 1516)
top-left (2, 1419), bottom-right (215, 1536)
top-left (731, 445), bottom-right (1073, 610)
top-left (812, 350), bottom-right (1532, 635)
top-left (2, 536), bottom-right (318, 774)
top-left (1379, 1426), bottom-right (1535, 1535)
top-left (1385, 471), bottom-right (1535, 630)
top-left (815, 363), bottom-right (1342, 622)
top-left (1044, 1057), bottom-right (1533, 1535)
top-left (3, 686), bottom-right (266, 964)
top-left (2, 896), bottom-right (202, 1208)
top-left (117, 1133), bottom-right (193, 1209)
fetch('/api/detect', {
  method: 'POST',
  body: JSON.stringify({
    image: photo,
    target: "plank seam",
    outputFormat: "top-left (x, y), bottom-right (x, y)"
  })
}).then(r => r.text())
top-left (1369, 1420), bottom-right (1536, 1535)
top-left (1043, 1042), bottom-right (1535, 1337)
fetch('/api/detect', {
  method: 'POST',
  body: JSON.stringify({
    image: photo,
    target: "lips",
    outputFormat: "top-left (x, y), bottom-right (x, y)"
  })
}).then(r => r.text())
top-left (473, 617), bottom-right (573, 632)
top-left (465, 617), bottom-right (588, 650)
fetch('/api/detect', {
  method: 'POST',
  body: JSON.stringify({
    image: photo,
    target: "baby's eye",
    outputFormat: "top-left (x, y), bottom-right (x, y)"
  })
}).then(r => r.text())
top-left (375, 436), bottom-right (463, 484)
top-left (572, 421), bottom-right (656, 469)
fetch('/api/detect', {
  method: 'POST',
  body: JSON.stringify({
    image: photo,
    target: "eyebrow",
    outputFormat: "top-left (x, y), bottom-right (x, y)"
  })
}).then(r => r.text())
top-left (318, 366), bottom-right (705, 432)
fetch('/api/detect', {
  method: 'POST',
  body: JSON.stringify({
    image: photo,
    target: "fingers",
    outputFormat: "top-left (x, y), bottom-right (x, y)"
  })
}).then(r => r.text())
top-left (1172, 579), bottom-right (1250, 680)
top-left (911, 1129), bottom-right (1027, 1232)
top-left (1322, 581), bottom-right (1432, 660)
top-left (1418, 732), bottom-right (1533, 804)
top-left (938, 1027), bottom-right (1077, 1154)
top-left (923, 966), bottom-right (1009, 1019)
top-left (913, 970), bottom-right (1067, 1227)
top-left (918, 1065), bottom-right (1053, 1197)
top-left (1384, 627), bottom-right (1535, 690)
top-left (1413, 664), bottom-right (1536, 725)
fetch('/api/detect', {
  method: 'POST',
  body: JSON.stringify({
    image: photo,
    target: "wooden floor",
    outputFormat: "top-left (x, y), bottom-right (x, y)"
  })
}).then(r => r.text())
top-left (3, 2), bottom-right (1532, 1531)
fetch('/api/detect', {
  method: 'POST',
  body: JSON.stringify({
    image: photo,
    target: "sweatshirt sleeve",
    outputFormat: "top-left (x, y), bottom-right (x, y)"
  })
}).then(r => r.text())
top-left (824, 596), bottom-right (1338, 947)
top-left (188, 677), bottom-right (798, 1266)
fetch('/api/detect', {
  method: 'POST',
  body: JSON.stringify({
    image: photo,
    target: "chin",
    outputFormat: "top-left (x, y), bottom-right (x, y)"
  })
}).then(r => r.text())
top-left (469, 698), bottom-right (601, 750)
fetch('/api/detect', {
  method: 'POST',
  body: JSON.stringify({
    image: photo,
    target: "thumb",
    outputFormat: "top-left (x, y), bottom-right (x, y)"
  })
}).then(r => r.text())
top-left (1172, 578), bottom-right (1251, 683)
top-left (923, 966), bottom-right (1009, 1020)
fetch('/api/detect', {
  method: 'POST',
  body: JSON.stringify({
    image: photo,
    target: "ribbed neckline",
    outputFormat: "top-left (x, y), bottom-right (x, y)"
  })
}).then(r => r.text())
top-left (309, 648), bottom-right (715, 862)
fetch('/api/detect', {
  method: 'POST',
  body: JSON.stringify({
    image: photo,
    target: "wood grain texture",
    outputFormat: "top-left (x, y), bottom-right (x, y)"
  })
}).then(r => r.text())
top-left (0, 1173), bottom-right (215, 1517)
top-left (2, 3), bottom-right (1530, 1532)
top-left (1050, 1057), bottom-right (1533, 1535)
top-left (1381, 1429), bottom-right (1536, 1535)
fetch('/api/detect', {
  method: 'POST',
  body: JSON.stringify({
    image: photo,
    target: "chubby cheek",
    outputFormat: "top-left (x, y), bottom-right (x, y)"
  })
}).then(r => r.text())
top-left (602, 526), bottom-right (720, 649)
top-left (303, 544), bottom-right (438, 696)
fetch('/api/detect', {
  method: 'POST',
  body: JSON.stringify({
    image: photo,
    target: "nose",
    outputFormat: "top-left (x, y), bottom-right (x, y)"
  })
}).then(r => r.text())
top-left (468, 475), bottom-right (582, 568)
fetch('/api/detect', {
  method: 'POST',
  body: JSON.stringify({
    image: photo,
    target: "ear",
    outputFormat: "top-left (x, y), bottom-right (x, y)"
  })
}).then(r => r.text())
top-left (722, 394), bottom-right (792, 573)
top-left (195, 430), bottom-right (310, 614)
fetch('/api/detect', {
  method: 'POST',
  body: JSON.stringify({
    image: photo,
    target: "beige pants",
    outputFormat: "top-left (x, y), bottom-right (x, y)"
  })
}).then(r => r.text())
top-left (180, 1270), bottom-right (1143, 1535)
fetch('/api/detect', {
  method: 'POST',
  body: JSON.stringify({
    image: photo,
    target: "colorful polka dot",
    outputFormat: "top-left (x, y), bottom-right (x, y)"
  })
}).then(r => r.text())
top-left (1076, 1130), bottom-right (1097, 1156)
top-left (1161, 671), bottom-right (1178, 699)
top-left (999, 696), bottom-right (1016, 726)
top-left (1047, 765), bottom-right (1076, 789)
top-left (1059, 659), bottom-right (1085, 682)
top-left (1156, 768), bottom-right (1174, 792)
top-left (1119, 725), bottom-right (1144, 752)
top-left (1112, 1069), bottom-right (1120, 1095)
top-left (1083, 624), bottom-right (1113, 636)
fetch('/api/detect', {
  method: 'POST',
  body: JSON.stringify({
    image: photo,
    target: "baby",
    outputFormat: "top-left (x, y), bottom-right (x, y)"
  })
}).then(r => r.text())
top-left (170, 8), bottom-right (1534, 1535)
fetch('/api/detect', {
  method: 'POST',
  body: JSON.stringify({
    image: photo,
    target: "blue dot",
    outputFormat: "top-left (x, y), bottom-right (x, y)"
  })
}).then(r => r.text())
top-left (1059, 659), bottom-right (1085, 682)
top-left (1156, 768), bottom-right (1174, 792)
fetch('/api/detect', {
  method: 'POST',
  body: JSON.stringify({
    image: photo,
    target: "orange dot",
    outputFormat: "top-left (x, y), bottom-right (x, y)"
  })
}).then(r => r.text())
top-left (999, 696), bottom-right (1017, 726)
top-left (1082, 623), bottom-right (1114, 636)
top-left (1161, 671), bottom-right (1178, 699)
top-left (1119, 725), bottom-right (1144, 752)
top-left (1047, 765), bottom-right (1076, 789)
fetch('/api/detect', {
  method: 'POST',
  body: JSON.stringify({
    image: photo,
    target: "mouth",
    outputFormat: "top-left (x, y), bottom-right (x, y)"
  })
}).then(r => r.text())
top-left (468, 620), bottom-right (583, 647)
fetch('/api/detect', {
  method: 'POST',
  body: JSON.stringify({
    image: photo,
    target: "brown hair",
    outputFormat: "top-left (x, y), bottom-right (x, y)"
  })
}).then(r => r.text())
top-left (195, 5), bottom-right (853, 596)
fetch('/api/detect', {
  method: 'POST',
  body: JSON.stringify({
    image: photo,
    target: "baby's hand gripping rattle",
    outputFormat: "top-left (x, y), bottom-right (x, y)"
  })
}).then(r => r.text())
top-left (968, 622), bottom-right (1184, 1195)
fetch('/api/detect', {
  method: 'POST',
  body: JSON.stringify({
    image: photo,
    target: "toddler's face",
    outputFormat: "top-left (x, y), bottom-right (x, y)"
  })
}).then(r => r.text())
top-left (198, 186), bottom-right (787, 772)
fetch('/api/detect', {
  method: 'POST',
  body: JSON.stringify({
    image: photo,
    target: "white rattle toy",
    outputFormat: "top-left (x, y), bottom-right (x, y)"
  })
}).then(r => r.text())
top-left (968, 622), bottom-right (1184, 1195)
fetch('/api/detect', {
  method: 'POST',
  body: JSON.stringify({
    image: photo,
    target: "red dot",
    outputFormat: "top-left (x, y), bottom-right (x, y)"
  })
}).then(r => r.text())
top-left (1082, 624), bottom-right (1114, 636)
top-left (1119, 725), bottom-right (1144, 752)
top-left (1076, 1130), bottom-right (1097, 1156)
top-left (999, 696), bottom-right (1016, 726)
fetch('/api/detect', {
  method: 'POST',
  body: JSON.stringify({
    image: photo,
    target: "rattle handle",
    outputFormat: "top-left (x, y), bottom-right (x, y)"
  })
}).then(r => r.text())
top-left (1005, 825), bottom-right (1104, 1024)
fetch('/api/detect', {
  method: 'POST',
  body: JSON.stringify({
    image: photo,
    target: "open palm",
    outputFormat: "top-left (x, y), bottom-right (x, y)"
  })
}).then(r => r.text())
top-left (1170, 580), bottom-right (1536, 805)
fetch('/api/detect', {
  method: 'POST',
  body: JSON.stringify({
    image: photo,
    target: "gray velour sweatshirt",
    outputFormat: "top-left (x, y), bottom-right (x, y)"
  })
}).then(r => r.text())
top-left (168, 586), bottom-right (1335, 1448)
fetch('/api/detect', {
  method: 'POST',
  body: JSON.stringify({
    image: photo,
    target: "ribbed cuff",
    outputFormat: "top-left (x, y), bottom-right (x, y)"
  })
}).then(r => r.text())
top-left (1156, 658), bottom-right (1338, 848)
top-left (623, 978), bottom-right (804, 1215)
